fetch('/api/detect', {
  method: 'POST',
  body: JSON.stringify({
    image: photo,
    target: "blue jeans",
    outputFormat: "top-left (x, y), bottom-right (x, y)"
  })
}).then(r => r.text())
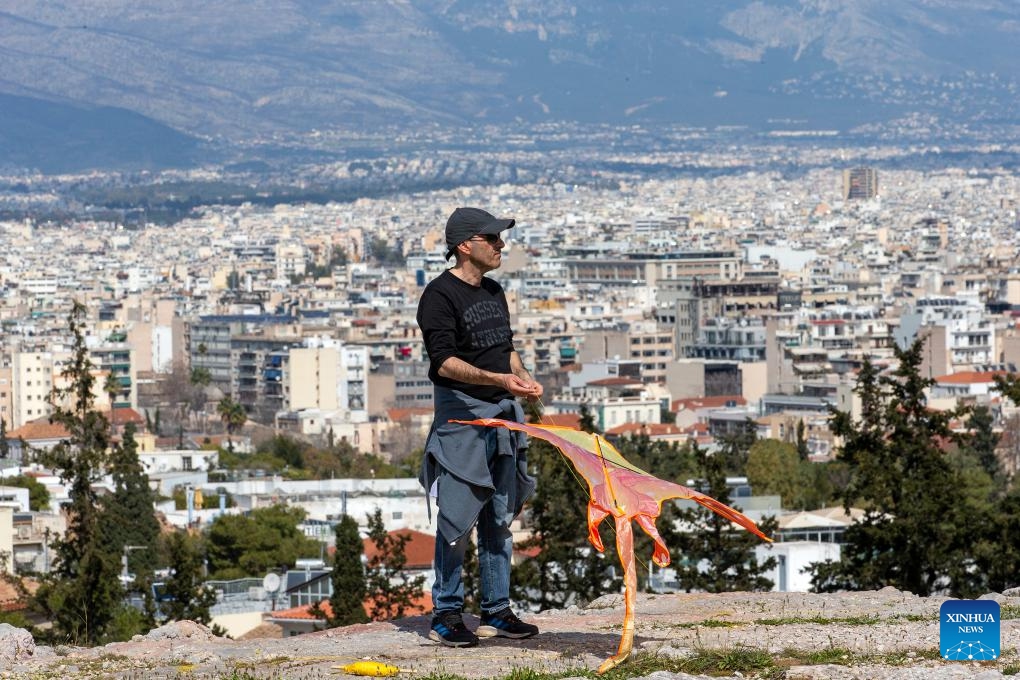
top-left (432, 449), bottom-right (516, 616)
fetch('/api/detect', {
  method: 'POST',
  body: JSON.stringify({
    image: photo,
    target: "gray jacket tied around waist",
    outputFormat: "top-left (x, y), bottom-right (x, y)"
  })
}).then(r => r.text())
top-left (419, 387), bottom-right (536, 545)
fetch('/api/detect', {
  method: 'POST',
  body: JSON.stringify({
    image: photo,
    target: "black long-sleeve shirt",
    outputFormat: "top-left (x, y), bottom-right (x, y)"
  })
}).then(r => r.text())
top-left (416, 270), bottom-right (515, 403)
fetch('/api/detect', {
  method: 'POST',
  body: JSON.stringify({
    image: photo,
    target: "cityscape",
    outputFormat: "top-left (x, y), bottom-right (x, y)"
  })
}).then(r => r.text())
top-left (1, 130), bottom-right (1019, 636)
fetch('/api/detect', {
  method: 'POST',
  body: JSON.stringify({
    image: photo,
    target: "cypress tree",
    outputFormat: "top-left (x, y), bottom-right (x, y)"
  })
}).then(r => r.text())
top-left (35, 301), bottom-right (122, 645)
top-left (99, 423), bottom-right (161, 576)
top-left (795, 420), bottom-right (810, 461)
top-left (0, 417), bottom-right (9, 458)
top-left (326, 515), bottom-right (369, 626)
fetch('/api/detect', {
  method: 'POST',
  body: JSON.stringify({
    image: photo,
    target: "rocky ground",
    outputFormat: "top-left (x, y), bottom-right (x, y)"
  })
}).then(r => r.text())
top-left (0, 588), bottom-right (1017, 679)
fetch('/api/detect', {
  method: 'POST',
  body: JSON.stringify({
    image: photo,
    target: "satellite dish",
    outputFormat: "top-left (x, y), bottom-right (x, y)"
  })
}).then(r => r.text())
top-left (262, 572), bottom-right (281, 593)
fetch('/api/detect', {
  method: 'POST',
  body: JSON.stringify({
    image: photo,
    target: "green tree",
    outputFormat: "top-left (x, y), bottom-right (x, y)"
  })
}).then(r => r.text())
top-left (103, 371), bottom-right (120, 428)
top-left (325, 515), bottom-right (369, 626)
top-left (105, 603), bottom-right (153, 642)
top-left (0, 417), bottom-right (10, 458)
top-left (34, 301), bottom-right (122, 645)
top-left (364, 508), bottom-right (425, 620)
top-left (960, 405), bottom-right (1003, 492)
top-left (798, 461), bottom-right (841, 510)
top-left (716, 419), bottom-right (758, 475)
top-left (795, 420), bottom-right (810, 461)
top-left (257, 434), bottom-right (307, 470)
top-left (745, 439), bottom-right (805, 509)
top-left (159, 531), bottom-right (216, 624)
top-left (301, 439), bottom-right (403, 479)
top-left (190, 366), bottom-right (212, 388)
top-left (994, 373), bottom-right (1020, 406)
top-left (579, 402), bottom-right (599, 433)
top-left (309, 245), bottom-right (348, 278)
top-left (205, 505), bottom-right (320, 579)
top-left (612, 435), bottom-right (696, 481)
top-left (369, 237), bottom-right (404, 266)
top-left (968, 490), bottom-right (1020, 594)
top-left (809, 341), bottom-right (970, 596)
top-left (5, 474), bottom-right (51, 511)
top-left (216, 397), bottom-right (246, 436)
top-left (672, 443), bottom-right (776, 592)
top-left (99, 423), bottom-right (161, 576)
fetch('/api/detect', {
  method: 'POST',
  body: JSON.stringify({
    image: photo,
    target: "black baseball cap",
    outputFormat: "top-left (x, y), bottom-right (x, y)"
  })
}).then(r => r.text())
top-left (445, 207), bottom-right (515, 260)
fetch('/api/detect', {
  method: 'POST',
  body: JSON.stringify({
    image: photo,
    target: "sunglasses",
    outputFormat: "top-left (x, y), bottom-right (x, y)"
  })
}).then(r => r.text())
top-left (469, 233), bottom-right (503, 245)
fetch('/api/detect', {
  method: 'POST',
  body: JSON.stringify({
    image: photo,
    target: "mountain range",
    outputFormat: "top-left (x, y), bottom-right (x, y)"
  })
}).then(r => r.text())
top-left (1, 0), bottom-right (1017, 172)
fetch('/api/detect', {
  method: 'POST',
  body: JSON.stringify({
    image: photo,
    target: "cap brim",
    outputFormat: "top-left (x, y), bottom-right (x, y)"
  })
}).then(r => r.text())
top-left (477, 218), bottom-right (515, 235)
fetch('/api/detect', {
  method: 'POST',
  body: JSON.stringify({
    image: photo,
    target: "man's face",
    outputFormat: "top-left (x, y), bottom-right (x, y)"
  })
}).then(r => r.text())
top-left (464, 232), bottom-right (505, 271)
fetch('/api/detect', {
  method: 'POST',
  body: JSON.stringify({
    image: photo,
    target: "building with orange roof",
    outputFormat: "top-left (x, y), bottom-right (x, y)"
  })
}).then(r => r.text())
top-left (605, 421), bottom-right (687, 444)
top-left (672, 395), bottom-right (747, 412)
top-left (540, 412), bottom-right (581, 429)
top-left (265, 591), bottom-right (431, 637)
top-left (266, 529), bottom-right (435, 637)
top-left (361, 528), bottom-right (434, 571)
top-left (4, 417), bottom-right (70, 462)
top-left (673, 395), bottom-right (746, 431)
top-left (931, 370), bottom-right (1007, 395)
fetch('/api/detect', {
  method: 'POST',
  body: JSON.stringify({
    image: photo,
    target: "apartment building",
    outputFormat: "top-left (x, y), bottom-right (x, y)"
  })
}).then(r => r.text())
top-left (842, 167), bottom-right (878, 200)
top-left (89, 336), bottom-right (137, 409)
top-left (576, 322), bottom-right (674, 383)
top-left (551, 370), bottom-right (667, 432)
top-left (188, 314), bottom-right (300, 395)
top-left (564, 250), bottom-right (744, 288)
top-left (896, 296), bottom-right (997, 376)
top-left (9, 351), bottom-right (57, 429)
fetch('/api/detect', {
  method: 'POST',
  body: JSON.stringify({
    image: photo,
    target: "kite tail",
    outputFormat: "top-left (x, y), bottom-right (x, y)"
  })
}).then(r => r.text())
top-left (692, 495), bottom-right (773, 542)
top-left (597, 515), bottom-right (636, 674)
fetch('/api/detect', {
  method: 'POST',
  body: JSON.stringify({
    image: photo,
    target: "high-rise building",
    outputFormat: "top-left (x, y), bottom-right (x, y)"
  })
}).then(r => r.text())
top-left (842, 167), bottom-right (879, 200)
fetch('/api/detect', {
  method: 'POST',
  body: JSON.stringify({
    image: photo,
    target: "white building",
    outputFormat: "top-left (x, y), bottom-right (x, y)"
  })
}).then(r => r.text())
top-left (138, 449), bottom-right (219, 475)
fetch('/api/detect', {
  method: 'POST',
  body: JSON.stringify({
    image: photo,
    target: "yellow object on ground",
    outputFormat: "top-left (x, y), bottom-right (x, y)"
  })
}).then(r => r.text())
top-left (339, 661), bottom-right (401, 676)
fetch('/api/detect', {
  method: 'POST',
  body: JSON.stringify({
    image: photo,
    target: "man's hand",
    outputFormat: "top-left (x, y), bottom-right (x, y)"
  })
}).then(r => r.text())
top-left (503, 374), bottom-right (543, 401)
top-left (437, 356), bottom-right (544, 400)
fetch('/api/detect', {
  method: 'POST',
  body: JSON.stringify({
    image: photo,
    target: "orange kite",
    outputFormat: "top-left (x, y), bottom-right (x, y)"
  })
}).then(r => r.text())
top-left (455, 418), bottom-right (772, 673)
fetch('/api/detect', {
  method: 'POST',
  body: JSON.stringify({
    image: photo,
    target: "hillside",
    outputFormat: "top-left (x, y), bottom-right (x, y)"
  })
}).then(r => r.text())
top-left (0, 1), bottom-right (1018, 170)
top-left (0, 588), bottom-right (1016, 678)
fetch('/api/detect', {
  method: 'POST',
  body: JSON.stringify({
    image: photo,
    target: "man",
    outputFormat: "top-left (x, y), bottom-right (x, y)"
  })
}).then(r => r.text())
top-left (417, 207), bottom-right (543, 647)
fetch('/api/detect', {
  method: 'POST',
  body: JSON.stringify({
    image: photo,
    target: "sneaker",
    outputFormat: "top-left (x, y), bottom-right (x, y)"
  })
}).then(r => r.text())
top-left (429, 610), bottom-right (479, 647)
top-left (476, 607), bottom-right (539, 639)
